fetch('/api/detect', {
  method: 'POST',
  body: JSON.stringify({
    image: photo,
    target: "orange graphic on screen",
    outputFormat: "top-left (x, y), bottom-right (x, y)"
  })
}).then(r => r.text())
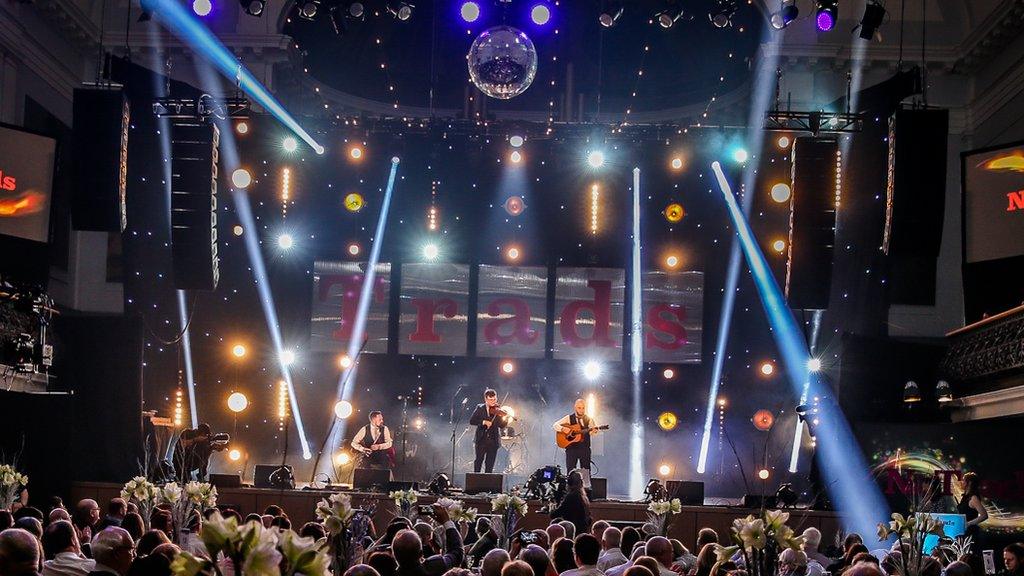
top-left (983, 152), bottom-right (1024, 172)
top-left (0, 190), bottom-right (47, 217)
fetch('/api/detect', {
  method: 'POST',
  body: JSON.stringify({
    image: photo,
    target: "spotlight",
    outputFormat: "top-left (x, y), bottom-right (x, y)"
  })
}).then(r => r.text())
top-left (815, 0), bottom-right (837, 31)
top-left (709, 0), bottom-right (737, 28)
top-left (338, 354), bottom-right (353, 369)
top-left (460, 1), bottom-right (480, 22)
top-left (530, 3), bottom-right (551, 25)
top-left (776, 483), bottom-right (798, 507)
top-left (732, 147), bottom-right (749, 163)
top-left (658, 464), bottom-right (672, 476)
top-left (758, 468), bottom-right (770, 480)
top-left (413, 416), bottom-right (424, 429)
top-left (501, 360), bottom-right (515, 374)
top-left (232, 225), bottom-right (244, 236)
top-left (346, 1), bottom-right (364, 18)
top-left (282, 136), bottom-right (298, 152)
top-left (658, 412), bottom-right (678, 431)
top-left (663, 367), bottom-right (675, 379)
top-left (423, 243), bottom-right (440, 260)
top-left (857, 0), bottom-right (885, 40)
top-left (347, 242), bottom-right (361, 256)
top-left (644, 479), bottom-right (666, 501)
top-left (771, 183), bottom-right (791, 203)
top-left (760, 362), bottom-right (774, 376)
top-left (777, 135), bottom-right (791, 149)
top-left (427, 473), bottom-right (452, 495)
top-left (349, 145), bottom-right (363, 160)
top-left (772, 239), bottom-right (786, 253)
top-left (771, 0), bottom-right (798, 29)
top-left (277, 233), bottom-right (294, 249)
top-left (936, 380), bottom-right (953, 403)
top-left (232, 344), bottom-right (247, 358)
top-left (664, 254), bottom-right (681, 269)
top-left (231, 168), bottom-right (252, 189)
top-left (235, 121), bottom-right (250, 134)
top-left (227, 392), bottom-right (249, 413)
top-left (903, 380), bottom-right (921, 403)
top-left (344, 193), bottom-right (365, 212)
top-left (510, 150), bottom-right (523, 164)
top-left (599, 3), bottom-right (624, 27)
top-left (387, 1), bottom-right (413, 20)
top-left (670, 157), bottom-right (684, 170)
top-left (806, 358), bottom-right (822, 372)
top-left (509, 134), bottom-right (525, 148)
top-left (582, 360), bottom-right (602, 381)
top-left (192, 0), bottom-right (212, 16)
top-left (334, 400), bottom-right (354, 419)
top-left (505, 246), bottom-right (521, 262)
top-left (297, 0), bottom-right (319, 19)
top-left (587, 150), bottom-right (605, 168)
top-left (280, 350), bottom-right (296, 366)
top-left (655, 6), bottom-right (687, 28)
top-left (229, 449), bottom-right (242, 461)
top-left (240, 0), bottom-right (263, 16)
top-left (334, 452), bottom-right (352, 466)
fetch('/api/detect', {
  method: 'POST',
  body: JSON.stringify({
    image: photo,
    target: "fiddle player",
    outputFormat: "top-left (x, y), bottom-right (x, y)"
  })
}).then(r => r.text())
top-left (469, 389), bottom-right (509, 473)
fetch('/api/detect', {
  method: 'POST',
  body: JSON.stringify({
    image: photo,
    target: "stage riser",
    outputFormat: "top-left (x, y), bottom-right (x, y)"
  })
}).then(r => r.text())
top-left (70, 482), bottom-right (843, 550)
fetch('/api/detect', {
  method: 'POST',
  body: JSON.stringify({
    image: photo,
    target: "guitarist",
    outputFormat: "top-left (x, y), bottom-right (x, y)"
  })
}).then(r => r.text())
top-left (351, 411), bottom-right (394, 470)
top-left (553, 398), bottom-right (602, 474)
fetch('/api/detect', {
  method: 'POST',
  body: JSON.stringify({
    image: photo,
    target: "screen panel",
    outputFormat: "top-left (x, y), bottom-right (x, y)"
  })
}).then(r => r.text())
top-left (0, 125), bottom-right (57, 243)
top-left (963, 143), bottom-right (1024, 263)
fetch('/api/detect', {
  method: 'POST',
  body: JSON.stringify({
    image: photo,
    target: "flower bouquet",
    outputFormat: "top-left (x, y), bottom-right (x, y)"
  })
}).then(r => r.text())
top-left (437, 497), bottom-right (478, 524)
top-left (0, 463), bottom-right (28, 511)
top-left (876, 513), bottom-right (946, 576)
top-left (490, 492), bottom-right (528, 549)
top-left (714, 510), bottom-right (804, 576)
top-left (159, 481), bottom-right (218, 545)
top-left (644, 498), bottom-right (682, 536)
top-left (121, 476), bottom-right (160, 531)
top-left (317, 492), bottom-right (374, 575)
top-left (170, 511), bottom-right (330, 576)
top-left (389, 488), bottom-right (418, 520)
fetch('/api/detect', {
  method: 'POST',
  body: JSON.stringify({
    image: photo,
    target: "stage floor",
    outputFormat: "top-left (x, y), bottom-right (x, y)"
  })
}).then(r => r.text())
top-left (71, 482), bottom-right (844, 549)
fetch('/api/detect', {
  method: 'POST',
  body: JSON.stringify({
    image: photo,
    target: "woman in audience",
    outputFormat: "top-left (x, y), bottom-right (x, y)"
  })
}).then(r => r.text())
top-left (550, 471), bottom-right (591, 535)
top-left (550, 537), bottom-right (576, 574)
top-left (120, 513), bottom-right (144, 541)
top-left (136, 529), bottom-right (172, 557)
top-left (694, 543), bottom-right (719, 576)
top-left (1003, 543), bottom-right (1024, 576)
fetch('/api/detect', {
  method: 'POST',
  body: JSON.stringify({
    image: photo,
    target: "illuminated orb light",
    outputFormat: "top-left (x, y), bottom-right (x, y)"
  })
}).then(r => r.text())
top-left (338, 354), bottom-right (353, 369)
top-left (467, 26), bottom-right (538, 99)
top-left (658, 412), bottom-right (678, 431)
top-left (658, 464), bottom-right (672, 477)
top-left (344, 192), bottom-right (365, 212)
top-left (752, 409), bottom-right (775, 431)
top-left (732, 148), bottom-right (749, 163)
top-left (277, 233), bottom-right (294, 249)
top-left (280, 350), bottom-right (296, 366)
top-left (581, 360), bottom-right (602, 381)
top-left (227, 392), bottom-right (249, 413)
top-left (718, 397), bottom-right (727, 407)
top-left (772, 239), bottom-right (786, 254)
top-left (664, 254), bottom-right (681, 270)
top-left (282, 136), bottom-right (298, 152)
top-left (509, 134), bottom-right (525, 148)
top-left (510, 150), bottom-right (523, 164)
top-left (663, 367), bottom-right (675, 380)
top-left (777, 135), bottom-right (791, 149)
top-left (505, 246), bottom-right (521, 262)
top-left (504, 195), bottom-right (526, 216)
top-left (413, 416), bottom-right (424, 430)
top-left (334, 400), bottom-right (353, 419)
top-left (347, 242), bottom-right (361, 256)
top-left (807, 357), bottom-right (823, 372)
top-left (664, 203), bottom-right (685, 223)
top-left (349, 146), bottom-right (363, 160)
top-left (232, 225), bottom-right (244, 236)
top-left (334, 452), bottom-right (351, 466)
top-left (670, 157), bottom-right (684, 170)
top-left (460, 1), bottom-right (480, 22)
top-left (530, 3), bottom-right (551, 25)
top-left (192, 0), bottom-right (212, 16)
top-left (771, 183), bottom-right (792, 203)
top-left (816, 5), bottom-right (835, 31)
top-left (758, 468), bottom-right (771, 480)
top-left (228, 448), bottom-right (242, 461)
top-left (587, 150), bottom-right (606, 168)
top-left (423, 243), bottom-right (440, 260)
top-left (235, 122), bottom-right (249, 135)
top-left (231, 168), bottom-right (252, 189)
top-left (501, 360), bottom-right (515, 374)
top-left (231, 344), bottom-right (247, 358)
top-left (760, 361), bottom-right (774, 376)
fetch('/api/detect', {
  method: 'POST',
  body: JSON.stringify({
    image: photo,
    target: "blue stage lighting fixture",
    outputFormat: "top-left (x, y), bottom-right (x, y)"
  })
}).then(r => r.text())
top-left (192, 0), bottom-right (212, 16)
top-left (531, 3), bottom-right (551, 25)
top-left (176, 290), bottom-right (199, 427)
top-left (387, 1), bottom-right (413, 20)
top-left (771, 0), bottom-right (798, 29)
top-left (629, 167), bottom-right (646, 499)
top-left (239, 0), bottom-right (264, 16)
top-left (816, 0), bottom-right (837, 31)
top-left (732, 147), bottom-right (749, 163)
top-left (655, 6), bottom-right (687, 28)
top-left (460, 1), bottom-right (480, 22)
top-left (600, 2), bottom-right (624, 27)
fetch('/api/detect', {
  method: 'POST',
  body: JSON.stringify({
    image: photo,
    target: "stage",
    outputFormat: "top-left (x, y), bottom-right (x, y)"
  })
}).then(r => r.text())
top-left (70, 482), bottom-right (844, 549)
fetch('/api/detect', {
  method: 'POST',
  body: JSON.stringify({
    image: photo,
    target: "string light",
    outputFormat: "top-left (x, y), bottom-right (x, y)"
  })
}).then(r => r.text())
top-left (428, 180), bottom-right (439, 231)
top-left (278, 380), bottom-right (289, 431)
top-left (590, 183), bottom-right (600, 235)
top-left (174, 387), bottom-right (184, 427)
top-left (280, 167), bottom-right (291, 217)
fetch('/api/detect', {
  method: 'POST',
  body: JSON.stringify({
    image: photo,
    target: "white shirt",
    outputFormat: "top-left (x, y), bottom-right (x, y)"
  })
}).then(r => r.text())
top-left (42, 552), bottom-right (96, 576)
top-left (604, 561), bottom-right (632, 576)
top-left (552, 414), bottom-right (601, 432)
top-left (597, 548), bottom-right (628, 572)
top-left (561, 565), bottom-right (604, 576)
top-left (351, 424), bottom-right (393, 450)
top-left (182, 532), bottom-right (209, 558)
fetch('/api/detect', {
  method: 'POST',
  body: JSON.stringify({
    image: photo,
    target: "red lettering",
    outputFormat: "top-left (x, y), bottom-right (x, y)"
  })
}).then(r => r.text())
top-left (318, 273), bottom-right (386, 342)
top-left (884, 469), bottom-right (916, 496)
top-left (1008, 190), bottom-right (1024, 211)
top-left (409, 298), bottom-right (458, 343)
top-left (645, 304), bottom-right (688, 350)
top-left (558, 280), bottom-right (616, 348)
top-left (483, 297), bottom-right (538, 346)
top-left (934, 470), bottom-right (962, 496)
top-left (1, 175), bottom-right (15, 191)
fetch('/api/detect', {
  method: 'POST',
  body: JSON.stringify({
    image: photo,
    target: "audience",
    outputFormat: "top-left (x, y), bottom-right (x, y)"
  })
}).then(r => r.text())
top-left (801, 528), bottom-right (830, 567)
top-left (482, 548), bottom-right (511, 576)
top-left (591, 521), bottom-right (610, 542)
top-left (551, 537), bottom-right (576, 574)
top-left (42, 521), bottom-right (95, 576)
top-left (118, 514), bottom-right (144, 542)
top-left (135, 530), bottom-right (171, 558)
top-left (519, 544), bottom-right (555, 576)
top-left (49, 509), bottom-right (72, 524)
top-left (1, 510), bottom-right (15, 531)
top-left (1005, 544), bottom-right (1024, 576)
top-left (643, 536), bottom-right (677, 576)
top-left (551, 471), bottom-right (591, 537)
top-left (15, 517), bottom-right (43, 540)
top-left (778, 549), bottom-right (809, 576)
top-left (694, 543), bottom-right (719, 576)
top-left (503, 560), bottom-right (535, 576)
top-left (547, 524), bottom-right (566, 546)
top-left (597, 527), bottom-right (628, 572)
top-left (391, 504), bottom-right (463, 576)
top-left (562, 534), bottom-right (602, 576)
top-left (71, 500), bottom-right (100, 544)
top-left (0, 528), bottom-right (42, 576)
top-left (90, 527), bottom-right (135, 576)
top-left (96, 499), bottom-right (127, 532)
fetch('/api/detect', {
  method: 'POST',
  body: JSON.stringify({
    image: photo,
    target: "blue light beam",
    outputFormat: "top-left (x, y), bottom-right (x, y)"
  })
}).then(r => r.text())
top-left (176, 290), bottom-right (199, 428)
top-left (140, 0), bottom-right (324, 154)
top-left (711, 161), bottom-right (889, 537)
top-left (629, 167), bottom-right (645, 499)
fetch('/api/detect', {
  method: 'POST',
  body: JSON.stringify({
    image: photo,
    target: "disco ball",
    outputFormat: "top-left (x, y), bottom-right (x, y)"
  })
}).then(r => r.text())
top-left (467, 25), bottom-right (538, 100)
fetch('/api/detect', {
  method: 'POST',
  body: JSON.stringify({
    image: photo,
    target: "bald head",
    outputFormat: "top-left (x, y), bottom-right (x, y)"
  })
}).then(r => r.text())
top-left (392, 529), bottom-right (423, 567)
top-left (92, 527), bottom-right (134, 575)
top-left (502, 560), bottom-right (535, 576)
top-left (482, 548), bottom-right (511, 576)
top-left (844, 564), bottom-right (884, 576)
top-left (0, 528), bottom-right (41, 576)
top-left (546, 523), bottom-right (565, 542)
top-left (602, 527), bottom-right (622, 550)
top-left (48, 508), bottom-right (71, 523)
top-left (646, 536), bottom-right (674, 568)
top-left (592, 521), bottom-right (610, 541)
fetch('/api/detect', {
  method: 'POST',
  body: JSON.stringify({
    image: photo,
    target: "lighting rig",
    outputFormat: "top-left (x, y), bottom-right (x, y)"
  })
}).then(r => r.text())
top-left (765, 70), bottom-right (862, 135)
top-left (152, 94), bottom-right (251, 119)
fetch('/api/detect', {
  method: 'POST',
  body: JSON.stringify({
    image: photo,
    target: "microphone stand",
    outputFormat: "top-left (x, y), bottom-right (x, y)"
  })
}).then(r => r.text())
top-left (399, 394), bottom-right (409, 469)
top-left (449, 385), bottom-right (465, 486)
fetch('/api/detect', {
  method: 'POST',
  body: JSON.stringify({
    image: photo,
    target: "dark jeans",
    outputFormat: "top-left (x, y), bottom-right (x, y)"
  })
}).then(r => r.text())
top-left (474, 441), bottom-right (498, 473)
top-left (565, 444), bottom-right (591, 472)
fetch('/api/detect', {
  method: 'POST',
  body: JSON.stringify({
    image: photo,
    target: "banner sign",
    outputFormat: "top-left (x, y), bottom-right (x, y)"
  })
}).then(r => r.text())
top-left (552, 267), bottom-right (625, 361)
top-left (311, 261), bottom-right (391, 353)
top-left (477, 265), bottom-right (548, 358)
top-left (398, 263), bottom-right (470, 356)
top-left (642, 270), bottom-right (703, 364)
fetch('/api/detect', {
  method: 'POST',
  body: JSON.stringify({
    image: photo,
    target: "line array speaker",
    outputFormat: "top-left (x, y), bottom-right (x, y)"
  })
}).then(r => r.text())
top-left (786, 137), bottom-right (840, 311)
top-left (72, 88), bottom-right (129, 232)
top-left (170, 120), bottom-right (220, 291)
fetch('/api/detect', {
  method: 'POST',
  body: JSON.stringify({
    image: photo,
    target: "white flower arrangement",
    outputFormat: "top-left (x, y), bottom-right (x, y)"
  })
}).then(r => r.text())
top-left (184, 481), bottom-right (218, 508)
top-left (316, 492), bottom-right (357, 536)
top-left (490, 493), bottom-right (528, 516)
top-left (0, 463), bottom-right (28, 510)
top-left (159, 482), bottom-right (183, 505)
top-left (315, 493), bottom-right (374, 575)
top-left (712, 511), bottom-right (804, 576)
top-left (121, 476), bottom-right (159, 530)
top-left (490, 492), bottom-right (528, 549)
top-left (876, 512), bottom-right (947, 576)
top-left (388, 489), bottom-right (418, 506)
top-left (436, 497), bottom-right (478, 523)
top-left (644, 498), bottom-right (682, 536)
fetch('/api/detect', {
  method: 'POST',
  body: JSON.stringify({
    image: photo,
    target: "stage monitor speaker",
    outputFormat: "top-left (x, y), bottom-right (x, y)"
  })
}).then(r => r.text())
top-left (170, 120), bottom-right (220, 291)
top-left (254, 464), bottom-right (282, 489)
top-left (464, 473), bottom-right (504, 494)
top-left (353, 468), bottom-right (392, 490)
top-left (666, 480), bottom-right (704, 505)
top-left (743, 494), bottom-right (778, 509)
top-left (388, 481), bottom-right (419, 491)
top-left (882, 108), bottom-right (949, 305)
top-left (786, 137), bottom-right (840, 310)
top-left (588, 477), bottom-right (607, 500)
top-left (209, 473), bottom-right (241, 489)
top-left (72, 88), bottom-right (129, 232)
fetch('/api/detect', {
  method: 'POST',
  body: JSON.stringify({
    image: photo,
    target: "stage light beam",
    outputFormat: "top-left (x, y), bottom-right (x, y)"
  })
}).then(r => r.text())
top-left (423, 243), bottom-right (440, 260)
top-left (582, 361), bottom-right (602, 381)
top-left (587, 150), bottom-right (606, 168)
top-left (277, 233), bottom-right (294, 249)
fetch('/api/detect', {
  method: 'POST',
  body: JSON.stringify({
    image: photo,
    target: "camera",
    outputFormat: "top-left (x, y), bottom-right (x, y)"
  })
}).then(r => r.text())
top-left (516, 531), bottom-right (537, 545)
top-left (417, 505), bottom-right (435, 516)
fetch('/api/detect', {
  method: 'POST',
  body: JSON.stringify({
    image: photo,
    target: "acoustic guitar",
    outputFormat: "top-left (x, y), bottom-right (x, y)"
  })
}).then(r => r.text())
top-left (555, 424), bottom-right (610, 448)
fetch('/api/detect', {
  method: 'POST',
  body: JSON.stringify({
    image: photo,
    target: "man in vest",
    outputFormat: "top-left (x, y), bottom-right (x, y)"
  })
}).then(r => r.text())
top-left (552, 398), bottom-right (601, 473)
top-left (351, 411), bottom-right (394, 470)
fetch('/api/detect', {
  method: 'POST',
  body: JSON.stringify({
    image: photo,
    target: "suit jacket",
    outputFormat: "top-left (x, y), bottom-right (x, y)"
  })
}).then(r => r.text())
top-left (468, 404), bottom-right (507, 446)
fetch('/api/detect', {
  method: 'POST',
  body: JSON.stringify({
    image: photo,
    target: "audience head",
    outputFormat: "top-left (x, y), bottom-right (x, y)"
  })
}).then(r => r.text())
top-left (843, 534), bottom-right (864, 552)
top-left (300, 522), bottom-right (326, 540)
top-left (244, 513), bottom-right (263, 525)
top-left (93, 527), bottom-right (135, 575)
top-left (624, 567), bottom-right (656, 576)
top-left (264, 505), bottom-right (283, 517)
top-left (670, 540), bottom-right (687, 560)
top-left (559, 521), bottom-right (576, 540)
top-left (519, 544), bottom-right (553, 576)
top-left (711, 561), bottom-right (738, 576)
top-left (42, 520), bottom-right (80, 559)
top-left (120, 513), bottom-right (144, 541)
top-left (566, 470), bottom-right (585, 494)
top-left (48, 508), bottom-right (71, 524)
top-left (695, 543), bottom-right (719, 576)
top-left (546, 523), bottom-right (565, 543)
top-left (150, 510), bottom-right (172, 538)
top-left (697, 528), bottom-right (719, 549)
top-left (74, 499), bottom-right (100, 528)
top-left (630, 545), bottom-right (647, 562)
top-left (550, 537), bottom-right (576, 574)
top-left (344, 564), bottom-right (383, 576)
top-left (592, 520), bottom-right (610, 541)
top-left (801, 528), bottom-right (821, 550)
top-left (1005, 544), bottom-right (1024, 573)
top-left (126, 552), bottom-right (172, 576)
top-left (646, 536), bottom-right (674, 568)
top-left (392, 529), bottom-right (423, 567)
top-left (13, 507), bottom-right (43, 522)
top-left (880, 550), bottom-right (903, 575)
top-left (621, 527), bottom-right (642, 560)
top-left (779, 548), bottom-right (808, 576)
top-left (843, 563), bottom-right (884, 576)
top-left (149, 543), bottom-right (179, 563)
top-left (368, 551), bottom-right (398, 576)
top-left (635, 555), bottom-right (663, 576)
top-left (0, 511), bottom-right (13, 531)
top-left (944, 561), bottom-right (973, 576)
top-left (13, 518), bottom-right (42, 540)
top-left (270, 516), bottom-right (292, 531)
top-left (482, 548), bottom-right (512, 576)
top-left (502, 560), bottom-right (535, 576)
top-left (137, 529), bottom-right (171, 557)
top-left (852, 552), bottom-right (879, 567)
top-left (261, 515), bottom-right (274, 528)
top-left (843, 544), bottom-right (869, 567)
top-left (602, 527), bottom-right (622, 551)
top-left (573, 534), bottom-right (601, 567)
top-left (530, 529), bottom-right (550, 550)
top-left (0, 528), bottom-right (41, 576)
top-left (107, 498), bottom-right (128, 519)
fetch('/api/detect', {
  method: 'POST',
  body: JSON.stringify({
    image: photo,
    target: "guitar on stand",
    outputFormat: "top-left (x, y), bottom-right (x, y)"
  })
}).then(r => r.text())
top-left (555, 424), bottom-right (610, 448)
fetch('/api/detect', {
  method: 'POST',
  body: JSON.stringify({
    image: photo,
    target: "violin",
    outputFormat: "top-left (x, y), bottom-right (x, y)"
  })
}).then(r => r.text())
top-left (488, 405), bottom-right (518, 421)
